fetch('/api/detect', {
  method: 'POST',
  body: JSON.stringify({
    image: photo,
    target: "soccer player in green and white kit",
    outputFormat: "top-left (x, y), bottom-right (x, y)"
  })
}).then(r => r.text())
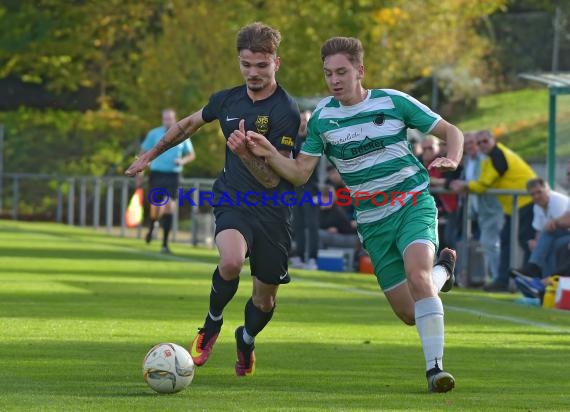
top-left (242, 37), bottom-right (464, 392)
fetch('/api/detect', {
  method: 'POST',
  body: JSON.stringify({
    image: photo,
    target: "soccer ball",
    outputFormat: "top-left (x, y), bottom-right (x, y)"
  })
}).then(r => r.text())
top-left (143, 343), bottom-right (195, 394)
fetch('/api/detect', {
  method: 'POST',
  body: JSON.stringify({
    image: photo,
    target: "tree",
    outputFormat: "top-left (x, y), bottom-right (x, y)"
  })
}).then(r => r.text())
top-left (0, 0), bottom-right (166, 107)
top-left (0, 0), bottom-right (508, 179)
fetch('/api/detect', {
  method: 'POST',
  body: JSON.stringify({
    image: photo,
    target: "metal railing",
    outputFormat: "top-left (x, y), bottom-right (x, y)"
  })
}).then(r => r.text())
top-left (0, 173), bottom-right (217, 246)
top-left (1, 172), bottom-right (528, 277)
top-left (436, 187), bottom-right (528, 284)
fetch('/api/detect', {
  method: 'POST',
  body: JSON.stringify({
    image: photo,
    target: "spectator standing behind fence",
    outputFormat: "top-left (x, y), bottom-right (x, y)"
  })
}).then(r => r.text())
top-left (430, 138), bottom-right (462, 251)
top-left (140, 108), bottom-right (196, 254)
top-left (450, 130), bottom-right (536, 292)
top-left (421, 137), bottom-right (454, 250)
top-left (457, 132), bottom-right (503, 283)
top-left (408, 129), bottom-right (424, 161)
top-left (290, 110), bottom-right (320, 270)
top-left (410, 137), bottom-right (423, 160)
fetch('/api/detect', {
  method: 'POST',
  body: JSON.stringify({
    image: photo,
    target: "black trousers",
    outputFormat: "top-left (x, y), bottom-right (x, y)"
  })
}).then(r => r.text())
top-left (556, 243), bottom-right (570, 276)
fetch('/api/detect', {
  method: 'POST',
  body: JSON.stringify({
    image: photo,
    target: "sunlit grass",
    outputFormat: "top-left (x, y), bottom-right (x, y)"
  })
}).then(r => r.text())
top-left (1, 221), bottom-right (569, 411)
top-left (458, 88), bottom-right (570, 160)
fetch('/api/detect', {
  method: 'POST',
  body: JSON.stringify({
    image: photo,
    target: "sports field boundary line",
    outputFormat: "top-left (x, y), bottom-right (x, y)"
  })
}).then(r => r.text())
top-left (443, 305), bottom-right (570, 332)
top-left (292, 278), bottom-right (570, 334)
top-left (115, 243), bottom-right (570, 334)
top-left (8, 225), bottom-right (570, 334)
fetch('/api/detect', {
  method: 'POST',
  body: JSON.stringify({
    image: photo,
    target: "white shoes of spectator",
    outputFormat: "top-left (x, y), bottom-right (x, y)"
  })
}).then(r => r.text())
top-left (290, 257), bottom-right (318, 270)
top-left (304, 258), bottom-right (318, 271)
top-left (290, 256), bottom-right (305, 269)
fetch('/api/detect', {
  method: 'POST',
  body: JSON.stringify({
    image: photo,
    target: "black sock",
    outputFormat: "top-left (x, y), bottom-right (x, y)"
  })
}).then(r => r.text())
top-left (208, 267), bottom-right (239, 320)
top-left (161, 214), bottom-right (173, 247)
top-left (244, 297), bottom-right (274, 338)
top-left (148, 218), bottom-right (157, 234)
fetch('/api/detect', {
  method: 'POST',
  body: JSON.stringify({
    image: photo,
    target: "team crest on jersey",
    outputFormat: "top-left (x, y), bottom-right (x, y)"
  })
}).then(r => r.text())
top-left (255, 115), bottom-right (270, 135)
top-left (281, 136), bottom-right (294, 147)
top-left (373, 113), bottom-right (385, 126)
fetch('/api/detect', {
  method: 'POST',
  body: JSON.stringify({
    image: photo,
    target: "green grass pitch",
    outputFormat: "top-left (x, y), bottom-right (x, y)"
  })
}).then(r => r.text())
top-left (1, 221), bottom-right (569, 411)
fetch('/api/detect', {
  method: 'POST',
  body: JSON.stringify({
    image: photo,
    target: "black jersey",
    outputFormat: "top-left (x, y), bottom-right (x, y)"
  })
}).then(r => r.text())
top-left (202, 84), bottom-right (300, 223)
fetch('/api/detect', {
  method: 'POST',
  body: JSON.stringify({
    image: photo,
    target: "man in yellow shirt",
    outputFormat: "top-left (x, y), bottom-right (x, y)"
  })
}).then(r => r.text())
top-left (451, 130), bottom-right (536, 292)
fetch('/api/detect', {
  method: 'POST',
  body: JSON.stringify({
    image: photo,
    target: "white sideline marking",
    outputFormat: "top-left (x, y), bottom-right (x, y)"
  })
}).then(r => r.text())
top-left (444, 305), bottom-right (570, 333)
top-left (292, 278), bottom-right (570, 334)
top-left (36, 231), bottom-right (570, 334)
top-left (127, 246), bottom-right (570, 333)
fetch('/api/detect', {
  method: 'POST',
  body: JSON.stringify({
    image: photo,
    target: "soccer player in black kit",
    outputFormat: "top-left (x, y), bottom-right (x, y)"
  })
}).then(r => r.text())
top-left (125, 22), bottom-right (300, 376)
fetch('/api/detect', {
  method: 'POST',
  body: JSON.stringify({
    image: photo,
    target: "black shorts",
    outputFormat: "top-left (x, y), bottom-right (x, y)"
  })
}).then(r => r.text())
top-left (148, 171), bottom-right (180, 200)
top-left (214, 207), bottom-right (292, 285)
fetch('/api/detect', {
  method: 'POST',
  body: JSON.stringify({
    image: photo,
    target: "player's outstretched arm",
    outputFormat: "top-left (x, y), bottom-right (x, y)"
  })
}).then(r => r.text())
top-left (428, 119), bottom-right (464, 172)
top-left (125, 110), bottom-right (206, 176)
top-left (246, 131), bottom-right (319, 186)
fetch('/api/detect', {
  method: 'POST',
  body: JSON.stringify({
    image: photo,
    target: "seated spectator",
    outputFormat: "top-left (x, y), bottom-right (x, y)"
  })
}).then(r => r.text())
top-left (512, 166), bottom-right (570, 298)
top-left (555, 241), bottom-right (570, 276)
top-left (511, 178), bottom-right (570, 278)
top-left (318, 186), bottom-right (358, 249)
top-left (325, 163), bottom-right (355, 222)
top-left (556, 161), bottom-right (570, 275)
top-left (317, 186), bottom-right (363, 271)
top-left (326, 163), bottom-right (345, 191)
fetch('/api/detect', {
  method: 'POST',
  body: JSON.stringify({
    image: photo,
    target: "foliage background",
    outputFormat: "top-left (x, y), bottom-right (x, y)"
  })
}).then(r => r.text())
top-left (1, 0), bottom-right (569, 178)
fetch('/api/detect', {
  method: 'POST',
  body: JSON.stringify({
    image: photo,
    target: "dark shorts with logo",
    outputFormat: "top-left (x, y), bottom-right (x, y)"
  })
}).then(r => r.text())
top-left (148, 171), bottom-right (180, 200)
top-left (214, 207), bottom-right (292, 285)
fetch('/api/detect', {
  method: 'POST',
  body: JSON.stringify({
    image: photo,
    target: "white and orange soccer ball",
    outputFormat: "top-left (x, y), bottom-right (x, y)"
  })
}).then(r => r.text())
top-left (143, 343), bottom-right (195, 394)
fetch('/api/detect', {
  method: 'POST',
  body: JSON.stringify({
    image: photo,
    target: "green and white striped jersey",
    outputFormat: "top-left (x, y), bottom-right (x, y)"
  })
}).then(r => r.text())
top-left (300, 89), bottom-right (441, 224)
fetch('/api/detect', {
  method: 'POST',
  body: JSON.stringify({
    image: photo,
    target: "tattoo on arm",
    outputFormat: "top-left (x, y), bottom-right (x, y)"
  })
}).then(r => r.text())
top-left (152, 122), bottom-right (190, 157)
top-left (176, 123), bottom-right (189, 139)
top-left (240, 152), bottom-right (281, 188)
